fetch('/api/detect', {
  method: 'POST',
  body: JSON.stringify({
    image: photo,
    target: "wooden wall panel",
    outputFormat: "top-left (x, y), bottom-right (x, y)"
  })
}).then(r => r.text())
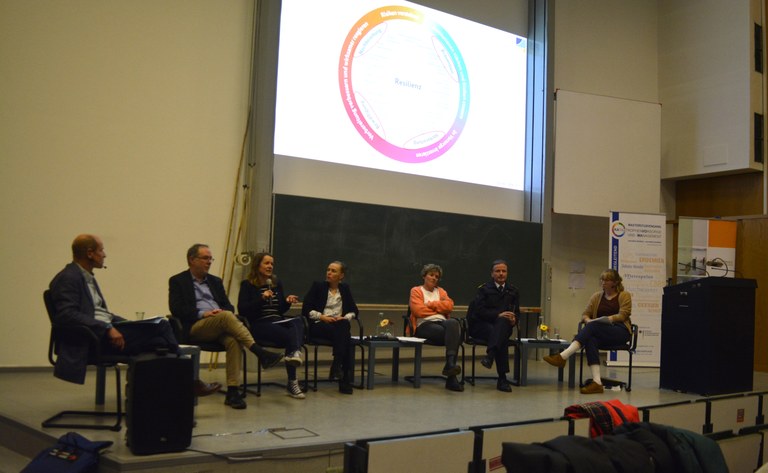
top-left (676, 173), bottom-right (763, 218)
top-left (737, 218), bottom-right (768, 372)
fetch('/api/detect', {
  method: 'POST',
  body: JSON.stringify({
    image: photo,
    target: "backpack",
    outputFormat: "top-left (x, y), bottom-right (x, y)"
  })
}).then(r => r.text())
top-left (21, 432), bottom-right (113, 473)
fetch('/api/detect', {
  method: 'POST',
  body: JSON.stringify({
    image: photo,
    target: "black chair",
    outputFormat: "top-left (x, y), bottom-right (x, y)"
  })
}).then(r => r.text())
top-left (463, 332), bottom-right (489, 386)
top-left (464, 329), bottom-right (521, 385)
top-left (402, 307), bottom-right (465, 385)
top-left (463, 319), bottom-right (520, 386)
top-left (166, 315), bottom-right (249, 398)
top-left (305, 317), bottom-right (366, 391)
top-left (42, 289), bottom-right (131, 431)
top-left (245, 316), bottom-right (309, 397)
top-left (247, 320), bottom-right (309, 396)
top-left (578, 322), bottom-right (639, 391)
top-left (462, 298), bottom-right (512, 386)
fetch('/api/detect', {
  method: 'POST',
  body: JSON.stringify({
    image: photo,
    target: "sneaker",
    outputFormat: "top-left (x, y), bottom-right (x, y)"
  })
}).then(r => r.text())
top-left (259, 350), bottom-right (284, 370)
top-left (285, 350), bottom-right (303, 367)
top-left (543, 353), bottom-right (566, 368)
top-left (580, 381), bottom-right (604, 394)
top-left (224, 390), bottom-right (247, 409)
top-left (287, 379), bottom-right (305, 399)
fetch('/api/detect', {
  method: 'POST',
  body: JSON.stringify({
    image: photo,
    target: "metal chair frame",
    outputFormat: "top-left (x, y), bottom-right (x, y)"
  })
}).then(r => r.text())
top-left (402, 307), bottom-right (465, 385)
top-left (248, 337), bottom-right (309, 396)
top-left (306, 317), bottom-right (366, 391)
top-left (42, 289), bottom-right (130, 432)
top-left (578, 322), bottom-right (639, 392)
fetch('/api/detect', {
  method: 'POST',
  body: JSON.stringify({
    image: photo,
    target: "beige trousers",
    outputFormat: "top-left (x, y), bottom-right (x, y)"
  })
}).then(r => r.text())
top-left (189, 311), bottom-right (254, 387)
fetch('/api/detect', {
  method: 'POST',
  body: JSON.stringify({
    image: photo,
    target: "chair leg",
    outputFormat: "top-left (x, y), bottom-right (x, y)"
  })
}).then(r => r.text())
top-left (467, 345), bottom-right (476, 386)
top-left (310, 344), bottom-right (365, 391)
top-left (42, 365), bottom-right (122, 432)
top-left (312, 345), bottom-right (320, 392)
top-left (95, 365), bottom-right (106, 405)
top-left (241, 350), bottom-right (248, 398)
top-left (255, 357), bottom-right (263, 397)
top-left (355, 344), bottom-right (365, 389)
top-left (303, 346), bottom-right (309, 392)
top-left (404, 344), bottom-right (466, 385)
top-left (246, 346), bottom-right (306, 396)
top-left (114, 364), bottom-right (123, 428)
top-left (579, 348), bottom-right (633, 391)
top-left (464, 345), bottom-right (472, 386)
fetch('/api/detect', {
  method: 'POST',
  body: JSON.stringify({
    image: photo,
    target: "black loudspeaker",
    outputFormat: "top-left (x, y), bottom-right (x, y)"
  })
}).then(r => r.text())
top-left (660, 277), bottom-right (757, 396)
top-left (125, 352), bottom-right (194, 455)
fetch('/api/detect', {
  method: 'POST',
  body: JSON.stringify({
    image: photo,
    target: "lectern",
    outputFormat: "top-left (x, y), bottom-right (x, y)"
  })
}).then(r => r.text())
top-left (660, 277), bottom-right (757, 395)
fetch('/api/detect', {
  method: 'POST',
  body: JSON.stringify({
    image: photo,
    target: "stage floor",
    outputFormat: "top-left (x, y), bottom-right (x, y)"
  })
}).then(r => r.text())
top-left (2, 356), bottom-right (766, 473)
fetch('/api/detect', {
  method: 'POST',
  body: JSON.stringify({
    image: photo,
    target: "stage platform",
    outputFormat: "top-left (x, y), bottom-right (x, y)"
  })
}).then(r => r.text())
top-left (2, 356), bottom-right (766, 473)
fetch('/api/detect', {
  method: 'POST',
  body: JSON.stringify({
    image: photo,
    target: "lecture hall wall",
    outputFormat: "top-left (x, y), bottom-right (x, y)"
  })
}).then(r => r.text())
top-left (0, 0), bottom-right (255, 367)
top-left (0, 1), bottom-right (755, 371)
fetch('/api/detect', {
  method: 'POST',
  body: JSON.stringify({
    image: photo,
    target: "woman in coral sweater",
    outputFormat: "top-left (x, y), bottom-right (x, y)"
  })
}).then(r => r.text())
top-left (409, 263), bottom-right (463, 392)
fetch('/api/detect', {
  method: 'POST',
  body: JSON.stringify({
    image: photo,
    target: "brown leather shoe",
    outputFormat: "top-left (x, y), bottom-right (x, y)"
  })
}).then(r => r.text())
top-left (543, 353), bottom-right (566, 368)
top-left (580, 381), bottom-right (604, 394)
top-left (193, 379), bottom-right (222, 397)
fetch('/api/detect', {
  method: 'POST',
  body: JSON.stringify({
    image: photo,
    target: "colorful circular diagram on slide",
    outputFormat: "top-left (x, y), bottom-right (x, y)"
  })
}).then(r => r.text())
top-left (339, 5), bottom-right (469, 163)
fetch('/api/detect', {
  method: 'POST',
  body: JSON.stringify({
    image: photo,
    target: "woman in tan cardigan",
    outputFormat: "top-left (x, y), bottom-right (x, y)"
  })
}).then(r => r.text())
top-left (544, 268), bottom-right (632, 394)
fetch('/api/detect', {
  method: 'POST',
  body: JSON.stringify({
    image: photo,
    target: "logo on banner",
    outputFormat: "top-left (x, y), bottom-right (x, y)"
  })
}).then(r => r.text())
top-left (611, 221), bottom-right (626, 238)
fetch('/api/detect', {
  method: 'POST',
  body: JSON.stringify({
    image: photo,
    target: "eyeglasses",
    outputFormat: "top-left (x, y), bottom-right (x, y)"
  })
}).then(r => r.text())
top-left (196, 256), bottom-right (214, 262)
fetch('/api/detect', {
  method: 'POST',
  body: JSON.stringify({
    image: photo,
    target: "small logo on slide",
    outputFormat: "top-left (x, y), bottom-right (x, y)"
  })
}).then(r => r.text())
top-left (611, 222), bottom-right (626, 238)
top-left (338, 5), bottom-right (469, 163)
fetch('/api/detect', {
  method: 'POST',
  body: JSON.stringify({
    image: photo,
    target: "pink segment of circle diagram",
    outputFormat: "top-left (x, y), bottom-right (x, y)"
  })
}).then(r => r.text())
top-left (339, 6), bottom-right (469, 163)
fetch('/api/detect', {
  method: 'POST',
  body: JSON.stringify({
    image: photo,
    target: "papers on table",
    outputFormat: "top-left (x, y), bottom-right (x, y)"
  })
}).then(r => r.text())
top-left (114, 316), bottom-right (165, 325)
top-left (520, 338), bottom-right (568, 343)
top-left (352, 336), bottom-right (426, 343)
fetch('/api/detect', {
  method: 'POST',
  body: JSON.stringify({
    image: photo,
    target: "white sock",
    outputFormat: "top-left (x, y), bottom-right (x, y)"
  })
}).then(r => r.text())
top-left (590, 364), bottom-right (602, 385)
top-left (559, 341), bottom-right (581, 360)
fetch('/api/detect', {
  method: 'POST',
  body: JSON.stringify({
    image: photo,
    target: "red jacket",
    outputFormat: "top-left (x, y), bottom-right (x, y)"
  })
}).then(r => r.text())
top-left (564, 399), bottom-right (639, 437)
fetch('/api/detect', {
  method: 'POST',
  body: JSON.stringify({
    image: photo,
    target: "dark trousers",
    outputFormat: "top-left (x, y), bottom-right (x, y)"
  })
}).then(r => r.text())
top-left (250, 317), bottom-right (305, 379)
top-left (101, 319), bottom-right (179, 356)
top-left (574, 322), bottom-right (630, 365)
top-left (309, 319), bottom-right (353, 377)
top-left (468, 317), bottom-right (514, 375)
top-left (415, 318), bottom-right (461, 356)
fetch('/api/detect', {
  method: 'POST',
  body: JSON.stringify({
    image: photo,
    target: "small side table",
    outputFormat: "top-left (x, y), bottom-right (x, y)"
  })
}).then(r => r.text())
top-left (514, 338), bottom-right (575, 388)
top-left (361, 338), bottom-right (424, 389)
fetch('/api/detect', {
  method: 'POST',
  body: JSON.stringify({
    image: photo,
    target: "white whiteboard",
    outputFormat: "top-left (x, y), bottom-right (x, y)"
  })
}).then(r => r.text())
top-left (553, 90), bottom-right (661, 217)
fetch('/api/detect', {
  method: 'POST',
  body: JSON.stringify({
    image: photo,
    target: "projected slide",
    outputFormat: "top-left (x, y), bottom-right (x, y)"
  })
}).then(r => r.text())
top-left (274, 0), bottom-right (527, 190)
top-left (339, 6), bottom-right (468, 163)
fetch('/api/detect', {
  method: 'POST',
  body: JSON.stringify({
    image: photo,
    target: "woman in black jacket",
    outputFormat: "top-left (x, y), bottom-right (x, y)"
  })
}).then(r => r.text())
top-left (302, 261), bottom-right (359, 394)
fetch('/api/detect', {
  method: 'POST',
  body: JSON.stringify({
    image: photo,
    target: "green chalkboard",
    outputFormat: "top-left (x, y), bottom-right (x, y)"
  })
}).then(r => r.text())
top-left (272, 194), bottom-right (542, 306)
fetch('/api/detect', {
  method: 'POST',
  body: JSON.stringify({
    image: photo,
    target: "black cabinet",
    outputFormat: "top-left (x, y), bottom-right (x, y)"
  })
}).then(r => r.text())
top-left (660, 277), bottom-right (757, 395)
